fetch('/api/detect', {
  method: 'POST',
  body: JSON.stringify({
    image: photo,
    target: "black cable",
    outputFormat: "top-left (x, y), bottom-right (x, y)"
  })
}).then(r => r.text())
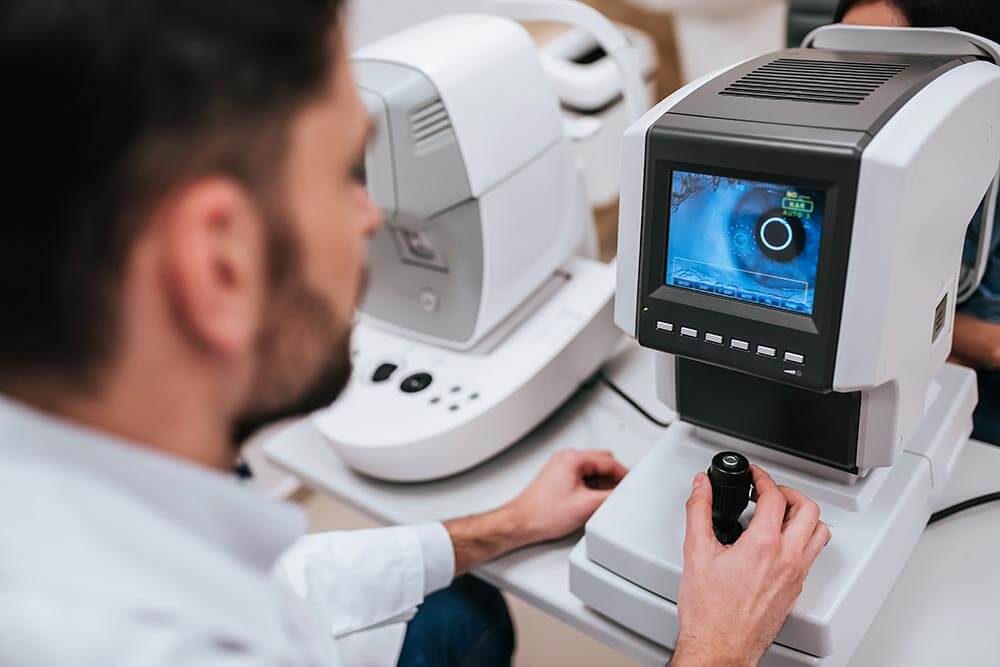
top-left (597, 372), bottom-right (671, 428)
top-left (927, 491), bottom-right (1000, 525)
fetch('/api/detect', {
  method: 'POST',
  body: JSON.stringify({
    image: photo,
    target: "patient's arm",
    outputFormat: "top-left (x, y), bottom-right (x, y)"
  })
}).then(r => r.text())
top-left (951, 312), bottom-right (1000, 370)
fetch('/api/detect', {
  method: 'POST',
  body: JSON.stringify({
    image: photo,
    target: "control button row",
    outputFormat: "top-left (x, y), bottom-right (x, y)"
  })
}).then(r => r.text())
top-left (654, 320), bottom-right (805, 367)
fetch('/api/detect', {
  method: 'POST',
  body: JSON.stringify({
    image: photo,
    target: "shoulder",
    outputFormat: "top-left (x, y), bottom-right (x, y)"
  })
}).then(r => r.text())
top-left (0, 455), bottom-right (269, 626)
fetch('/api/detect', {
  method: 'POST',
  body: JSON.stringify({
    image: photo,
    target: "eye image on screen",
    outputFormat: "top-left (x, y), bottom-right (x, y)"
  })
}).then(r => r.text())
top-left (665, 170), bottom-right (826, 315)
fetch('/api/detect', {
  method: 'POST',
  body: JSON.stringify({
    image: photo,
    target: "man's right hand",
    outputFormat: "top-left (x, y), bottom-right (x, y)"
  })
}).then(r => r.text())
top-left (672, 465), bottom-right (830, 667)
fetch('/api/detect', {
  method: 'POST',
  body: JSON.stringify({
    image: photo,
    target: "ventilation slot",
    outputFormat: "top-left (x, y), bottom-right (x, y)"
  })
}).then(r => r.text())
top-left (720, 58), bottom-right (909, 106)
top-left (932, 293), bottom-right (948, 343)
top-left (410, 100), bottom-right (453, 149)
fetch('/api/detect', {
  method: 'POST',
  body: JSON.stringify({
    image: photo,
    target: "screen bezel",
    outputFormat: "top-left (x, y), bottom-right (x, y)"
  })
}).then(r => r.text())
top-left (662, 168), bottom-right (829, 318)
top-left (642, 159), bottom-right (846, 336)
top-left (634, 119), bottom-right (861, 392)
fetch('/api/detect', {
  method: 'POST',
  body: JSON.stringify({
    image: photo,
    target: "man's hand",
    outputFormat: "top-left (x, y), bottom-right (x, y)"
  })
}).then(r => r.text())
top-left (506, 448), bottom-right (629, 543)
top-left (444, 449), bottom-right (628, 575)
top-left (672, 465), bottom-right (830, 667)
top-left (951, 312), bottom-right (1000, 369)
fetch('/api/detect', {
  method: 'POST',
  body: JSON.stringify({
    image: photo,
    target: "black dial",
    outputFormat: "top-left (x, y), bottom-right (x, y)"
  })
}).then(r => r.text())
top-left (708, 451), bottom-right (752, 545)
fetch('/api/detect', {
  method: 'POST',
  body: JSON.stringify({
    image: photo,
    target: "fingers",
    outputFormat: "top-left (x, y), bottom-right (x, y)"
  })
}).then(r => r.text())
top-left (803, 522), bottom-right (831, 565)
top-left (581, 457), bottom-right (629, 484)
top-left (683, 473), bottom-right (717, 557)
top-left (778, 485), bottom-right (821, 552)
top-left (746, 465), bottom-right (787, 534)
top-left (567, 449), bottom-right (629, 484)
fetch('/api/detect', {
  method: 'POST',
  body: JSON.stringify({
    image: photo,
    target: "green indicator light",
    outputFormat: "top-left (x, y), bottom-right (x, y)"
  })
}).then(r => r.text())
top-left (642, 306), bottom-right (649, 312)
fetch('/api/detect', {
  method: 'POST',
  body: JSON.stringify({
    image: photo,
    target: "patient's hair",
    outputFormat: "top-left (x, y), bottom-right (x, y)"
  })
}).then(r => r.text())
top-left (0, 0), bottom-right (344, 383)
top-left (835, 0), bottom-right (1000, 45)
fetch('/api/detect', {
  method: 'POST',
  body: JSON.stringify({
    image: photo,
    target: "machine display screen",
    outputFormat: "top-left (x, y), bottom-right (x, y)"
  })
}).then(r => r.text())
top-left (665, 170), bottom-right (826, 315)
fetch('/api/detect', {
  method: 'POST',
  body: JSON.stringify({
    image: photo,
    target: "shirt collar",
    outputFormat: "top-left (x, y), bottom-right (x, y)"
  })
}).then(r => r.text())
top-left (0, 393), bottom-right (307, 573)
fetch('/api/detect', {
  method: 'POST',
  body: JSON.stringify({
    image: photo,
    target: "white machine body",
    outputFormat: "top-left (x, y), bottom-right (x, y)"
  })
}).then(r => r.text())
top-left (571, 361), bottom-right (976, 666)
top-left (315, 4), bottom-right (649, 481)
top-left (572, 26), bottom-right (1000, 665)
top-left (354, 14), bottom-right (588, 351)
top-left (539, 25), bottom-right (658, 207)
top-left (316, 258), bottom-right (617, 481)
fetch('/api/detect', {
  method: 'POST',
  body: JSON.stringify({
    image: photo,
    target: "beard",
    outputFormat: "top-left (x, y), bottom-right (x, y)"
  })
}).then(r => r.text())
top-left (230, 210), bottom-right (368, 447)
top-left (230, 278), bottom-right (354, 445)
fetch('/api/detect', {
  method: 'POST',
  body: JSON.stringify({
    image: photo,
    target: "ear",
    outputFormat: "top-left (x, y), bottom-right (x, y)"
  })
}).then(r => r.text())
top-left (156, 178), bottom-right (267, 360)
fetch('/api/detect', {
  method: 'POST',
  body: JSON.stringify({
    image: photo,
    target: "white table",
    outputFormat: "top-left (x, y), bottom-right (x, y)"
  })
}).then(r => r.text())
top-left (263, 344), bottom-right (1000, 666)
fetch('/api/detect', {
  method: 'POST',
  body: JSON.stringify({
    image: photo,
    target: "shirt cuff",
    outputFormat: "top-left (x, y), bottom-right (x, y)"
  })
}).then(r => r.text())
top-left (412, 522), bottom-right (455, 595)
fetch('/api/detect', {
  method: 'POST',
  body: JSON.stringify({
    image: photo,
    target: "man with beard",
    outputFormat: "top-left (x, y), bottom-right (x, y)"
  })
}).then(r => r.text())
top-left (0, 1), bottom-right (829, 665)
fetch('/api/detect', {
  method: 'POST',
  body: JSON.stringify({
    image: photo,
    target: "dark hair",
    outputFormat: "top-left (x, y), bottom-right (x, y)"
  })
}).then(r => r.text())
top-left (0, 0), bottom-right (344, 383)
top-left (835, 0), bottom-right (1000, 45)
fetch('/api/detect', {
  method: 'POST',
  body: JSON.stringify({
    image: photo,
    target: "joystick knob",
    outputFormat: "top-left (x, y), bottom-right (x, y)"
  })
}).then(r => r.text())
top-left (708, 451), bottom-right (752, 545)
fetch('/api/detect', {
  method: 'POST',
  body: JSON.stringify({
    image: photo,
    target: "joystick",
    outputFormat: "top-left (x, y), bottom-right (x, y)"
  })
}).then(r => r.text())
top-left (708, 451), bottom-right (752, 545)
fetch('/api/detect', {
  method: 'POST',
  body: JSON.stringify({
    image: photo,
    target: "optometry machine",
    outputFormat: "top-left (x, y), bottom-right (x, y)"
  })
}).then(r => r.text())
top-left (313, 2), bottom-right (648, 481)
top-left (569, 25), bottom-right (1000, 666)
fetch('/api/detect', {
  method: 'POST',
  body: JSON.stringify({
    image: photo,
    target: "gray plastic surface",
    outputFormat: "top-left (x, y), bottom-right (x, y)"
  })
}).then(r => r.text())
top-left (352, 60), bottom-right (484, 342)
top-left (360, 199), bottom-right (484, 345)
top-left (353, 61), bottom-right (473, 222)
top-left (669, 48), bottom-right (968, 137)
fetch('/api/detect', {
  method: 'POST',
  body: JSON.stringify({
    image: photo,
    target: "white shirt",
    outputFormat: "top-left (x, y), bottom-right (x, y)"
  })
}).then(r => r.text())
top-left (0, 396), bottom-right (456, 666)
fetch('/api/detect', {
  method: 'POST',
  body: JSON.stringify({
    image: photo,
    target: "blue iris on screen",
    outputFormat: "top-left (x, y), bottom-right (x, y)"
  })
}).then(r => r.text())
top-left (664, 171), bottom-right (825, 315)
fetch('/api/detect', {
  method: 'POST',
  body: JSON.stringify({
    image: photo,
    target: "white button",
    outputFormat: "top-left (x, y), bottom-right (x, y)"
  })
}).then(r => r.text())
top-left (705, 333), bottom-right (723, 345)
top-left (784, 352), bottom-right (805, 364)
top-left (730, 339), bottom-right (750, 351)
top-left (419, 289), bottom-right (439, 313)
top-left (681, 327), bottom-right (698, 338)
top-left (757, 345), bottom-right (776, 357)
top-left (656, 321), bottom-right (674, 333)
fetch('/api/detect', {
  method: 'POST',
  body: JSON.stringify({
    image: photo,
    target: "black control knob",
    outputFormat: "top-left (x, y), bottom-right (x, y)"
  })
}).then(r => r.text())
top-left (708, 451), bottom-right (752, 545)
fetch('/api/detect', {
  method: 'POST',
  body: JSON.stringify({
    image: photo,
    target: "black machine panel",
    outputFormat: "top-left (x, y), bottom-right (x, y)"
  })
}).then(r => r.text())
top-left (677, 358), bottom-right (861, 472)
top-left (635, 117), bottom-right (863, 392)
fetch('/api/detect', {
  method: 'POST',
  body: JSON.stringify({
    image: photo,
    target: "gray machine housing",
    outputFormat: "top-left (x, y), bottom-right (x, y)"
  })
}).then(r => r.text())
top-left (355, 62), bottom-right (486, 345)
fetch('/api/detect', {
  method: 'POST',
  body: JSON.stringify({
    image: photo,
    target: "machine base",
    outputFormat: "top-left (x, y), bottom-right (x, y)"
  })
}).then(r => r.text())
top-left (569, 363), bottom-right (977, 665)
top-left (313, 257), bottom-right (619, 482)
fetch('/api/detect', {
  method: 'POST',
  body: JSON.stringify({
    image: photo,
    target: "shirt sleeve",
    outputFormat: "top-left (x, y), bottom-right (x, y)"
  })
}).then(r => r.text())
top-left (412, 522), bottom-right (456, 595)
top-left (273, 523), bottom-right (454, 640)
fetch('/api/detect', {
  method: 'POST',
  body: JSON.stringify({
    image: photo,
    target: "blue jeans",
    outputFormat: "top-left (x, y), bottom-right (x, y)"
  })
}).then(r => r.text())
top-left (974, 370), bottom-right (1000, 445)
top-left (398, 575), bottom-right (515, 667)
